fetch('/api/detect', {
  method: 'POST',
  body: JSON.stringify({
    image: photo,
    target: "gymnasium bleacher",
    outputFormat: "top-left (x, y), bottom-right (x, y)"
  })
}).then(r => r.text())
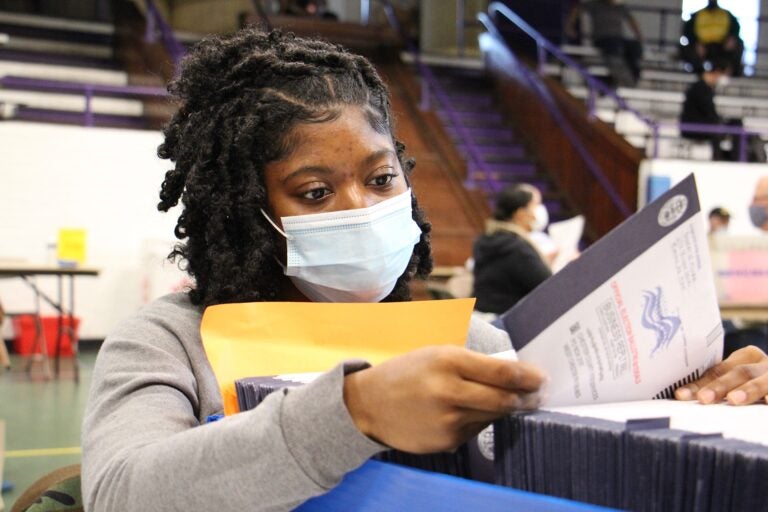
top-left (551, 7), bottom-right (768, 163)
top-left (0, 9), bottom-right (173, 129)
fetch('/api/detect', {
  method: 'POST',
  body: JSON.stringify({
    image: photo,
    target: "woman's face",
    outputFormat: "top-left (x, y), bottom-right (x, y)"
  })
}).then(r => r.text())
top-left (263, 106), bottom-right (407, 221)
top-left (513, 189), bottom-right (542, 233)
top-left (262, 106), bottom-right (411, 301)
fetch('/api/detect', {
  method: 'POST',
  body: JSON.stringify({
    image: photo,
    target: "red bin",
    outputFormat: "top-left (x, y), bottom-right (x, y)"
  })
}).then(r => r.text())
top-left (11, 315), bottom-right (79, 357)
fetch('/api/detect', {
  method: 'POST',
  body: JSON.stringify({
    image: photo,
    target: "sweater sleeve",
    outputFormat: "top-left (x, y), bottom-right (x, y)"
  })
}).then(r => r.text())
top-left (81, 303), bottom-right (384, 512)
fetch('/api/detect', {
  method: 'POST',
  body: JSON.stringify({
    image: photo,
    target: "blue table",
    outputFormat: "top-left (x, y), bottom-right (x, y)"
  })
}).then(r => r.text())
top-left (297, 460), bottom-right (617, 511)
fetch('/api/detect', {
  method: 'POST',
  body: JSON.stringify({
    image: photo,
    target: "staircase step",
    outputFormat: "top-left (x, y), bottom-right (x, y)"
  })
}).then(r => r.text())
top-left (0, 87), bottom-right (145, 116)
top-left (445, 126), bottom-right (517, 143)
top-left (427, 63), bottom-right (577, 236)
top-left (0, 22), bottom-right (113, 46)
top-left (437, 109), bottom-right (505, 127)
top-left (0, 60), bottom-right (127, 85)
top-left (2, 34), bottom-right (112, 60)
top-left (544, 200), bottom-right (570, 220)
top-left (433, 93), bottom-right (493, 108)
top-left (0, 12), bottom-right (113, 36)
top-left (469, 161), bottom-right (537, 176)
top-left (457, 144), bottom-right (527, 160)
top-left (0, 47), bottom-right (117, 69)
top-left (433, 77), bottom-right (492, 93)
top-left (13, 106), bottom-right (149, 129)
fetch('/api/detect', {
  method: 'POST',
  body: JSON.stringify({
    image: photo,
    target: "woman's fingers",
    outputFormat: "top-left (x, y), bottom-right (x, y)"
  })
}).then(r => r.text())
top-left (454, 349), bottom-right (547, 393)
top-left (725, 368), bottom-right (768, 405)
top-left (694, 360), bottom-right (768, 405)
top-left (675, 346), bottom-right (768, 404)
top-left (343, 345), bottom-right (546, 454)
top-left (441, 377), bottom-right (541, 413)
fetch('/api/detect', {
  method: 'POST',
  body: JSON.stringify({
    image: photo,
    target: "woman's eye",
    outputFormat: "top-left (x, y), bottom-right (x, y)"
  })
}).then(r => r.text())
top-left (301, 187), bottom-right (331, 201)
top-left (370, 173), bottom-right (396, 187)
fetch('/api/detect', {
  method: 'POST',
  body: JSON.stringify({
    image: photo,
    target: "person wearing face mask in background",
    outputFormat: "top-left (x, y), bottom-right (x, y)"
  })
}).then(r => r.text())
top-left (471, 183), bottom-right (553, 317)
top-left (680, 59), bottom-right (736, 161)
top-left (708, 206), bottom-right (731, 236)
top-left (716, 175), bottom-right (768, 359)
top-left (527, 202), bottom-right (560, 268)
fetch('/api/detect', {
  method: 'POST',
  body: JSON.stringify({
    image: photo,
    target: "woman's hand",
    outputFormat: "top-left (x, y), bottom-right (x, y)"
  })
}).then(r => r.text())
top-left (674, 346), bottom-right (768, 405)
top-left (343, 345), bottom-right (546, 454)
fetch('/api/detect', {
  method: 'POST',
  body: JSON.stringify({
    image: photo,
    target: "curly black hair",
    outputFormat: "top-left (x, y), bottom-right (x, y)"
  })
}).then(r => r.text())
top-left (157, 28), bottom-right (432, 307)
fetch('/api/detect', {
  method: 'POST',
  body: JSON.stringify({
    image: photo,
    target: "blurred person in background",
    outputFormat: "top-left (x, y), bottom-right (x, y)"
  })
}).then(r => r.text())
top-left (681, 0), bottom-right (743, 76)
top-left (472, 184), bottom-right (552, 316)
top-left (750, 175), bottom-right (768, 232)
top-left (719, 176), bottom-right (768, 358)
top-left (565, 0), bottom-right (644, 87)
top-left (680, 60), bottom-right (734, 161)
top-left (708, 206), bottom-right (731, 235)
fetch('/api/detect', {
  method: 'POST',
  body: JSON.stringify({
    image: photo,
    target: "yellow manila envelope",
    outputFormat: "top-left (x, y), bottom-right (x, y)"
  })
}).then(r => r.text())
top-left (201, 298), bottom-right (476, 415)
top-left (57, 228), bottom-right (87, 266)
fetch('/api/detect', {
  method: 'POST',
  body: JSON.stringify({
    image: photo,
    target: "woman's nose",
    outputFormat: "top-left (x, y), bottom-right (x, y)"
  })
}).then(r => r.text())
top-left (336, 186), bottom-right (375, 211)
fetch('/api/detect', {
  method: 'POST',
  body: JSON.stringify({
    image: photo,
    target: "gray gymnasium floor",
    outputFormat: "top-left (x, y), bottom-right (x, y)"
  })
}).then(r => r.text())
top-left (1, 349), bottom-right (96, 509)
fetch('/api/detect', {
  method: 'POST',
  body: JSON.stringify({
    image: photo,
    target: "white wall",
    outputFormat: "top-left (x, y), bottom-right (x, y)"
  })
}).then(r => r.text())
top-left (0, 122), bottom-right (186, 340)
top-left (638, 158), bottom-right (768, 234)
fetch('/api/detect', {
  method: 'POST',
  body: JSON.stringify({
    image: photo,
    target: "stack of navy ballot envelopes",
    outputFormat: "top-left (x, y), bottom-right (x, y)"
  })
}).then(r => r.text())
top-left (494, 408), bottom-right (768, 512)
top-left (235, 375), bottom-right (494, 481)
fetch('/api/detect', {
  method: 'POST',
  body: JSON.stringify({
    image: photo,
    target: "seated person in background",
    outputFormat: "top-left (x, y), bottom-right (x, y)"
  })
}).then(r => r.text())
top-left (679, 60), bottom-right (731, 160)
top-left (472, 183), bottom-right (552, 316)
top-left (681, 0), bottom-right (743, 76)
top-left (679, 60), bottom-right (764, 162)
top-left (81, 28), bottom-right (548, 512)
top-left (565, 0), bottom-right (644, 87)
top-left (708, 206), bottom-right (731, 235)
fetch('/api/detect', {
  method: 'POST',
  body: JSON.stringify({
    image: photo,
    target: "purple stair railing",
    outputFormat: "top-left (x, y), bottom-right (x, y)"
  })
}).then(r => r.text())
top-left (480, 3), bottom-right (632, 218)
top-left (144, 0), bottom-right (186, 69)
top-left (0, 75), bottom-right (167, 127)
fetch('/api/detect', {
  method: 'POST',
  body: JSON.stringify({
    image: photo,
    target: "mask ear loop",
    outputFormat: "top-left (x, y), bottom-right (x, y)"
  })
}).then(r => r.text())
top-left (260, 209), bottom-right (292, 240)
top-left (260, 209), bottom-right (291, 272)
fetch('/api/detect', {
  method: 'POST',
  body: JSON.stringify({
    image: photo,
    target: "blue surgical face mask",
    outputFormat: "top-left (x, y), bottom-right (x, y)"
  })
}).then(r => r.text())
top-left (261, 188), bottom-right (422, 302)
top-left (749, 204), bottom-right (768, 229)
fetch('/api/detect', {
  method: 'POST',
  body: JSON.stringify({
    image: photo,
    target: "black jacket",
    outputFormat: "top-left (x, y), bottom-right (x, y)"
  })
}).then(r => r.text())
top-left (472, 229), bottom-right (552, 314)
top-left (680, 79), bottom-right (719, 140)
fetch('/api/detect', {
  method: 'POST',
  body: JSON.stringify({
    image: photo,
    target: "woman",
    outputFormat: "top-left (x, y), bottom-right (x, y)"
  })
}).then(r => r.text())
top-left (472, 183), bottom-right (552, 315)
top-left (81, 29), bottom-right (544, 512)
top-left (82, 28), bottom-right (768, 512)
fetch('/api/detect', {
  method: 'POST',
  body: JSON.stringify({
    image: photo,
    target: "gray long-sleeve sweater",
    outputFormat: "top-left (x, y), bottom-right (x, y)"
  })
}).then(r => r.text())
top-left (81, 292), bottom-right (512, 511)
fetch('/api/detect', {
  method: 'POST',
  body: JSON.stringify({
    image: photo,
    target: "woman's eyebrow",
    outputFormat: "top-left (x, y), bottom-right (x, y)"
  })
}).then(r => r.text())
top-left (281, 165), bottom-right (334, 184)
top-left (360, 149), bottom-right (396, 168)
